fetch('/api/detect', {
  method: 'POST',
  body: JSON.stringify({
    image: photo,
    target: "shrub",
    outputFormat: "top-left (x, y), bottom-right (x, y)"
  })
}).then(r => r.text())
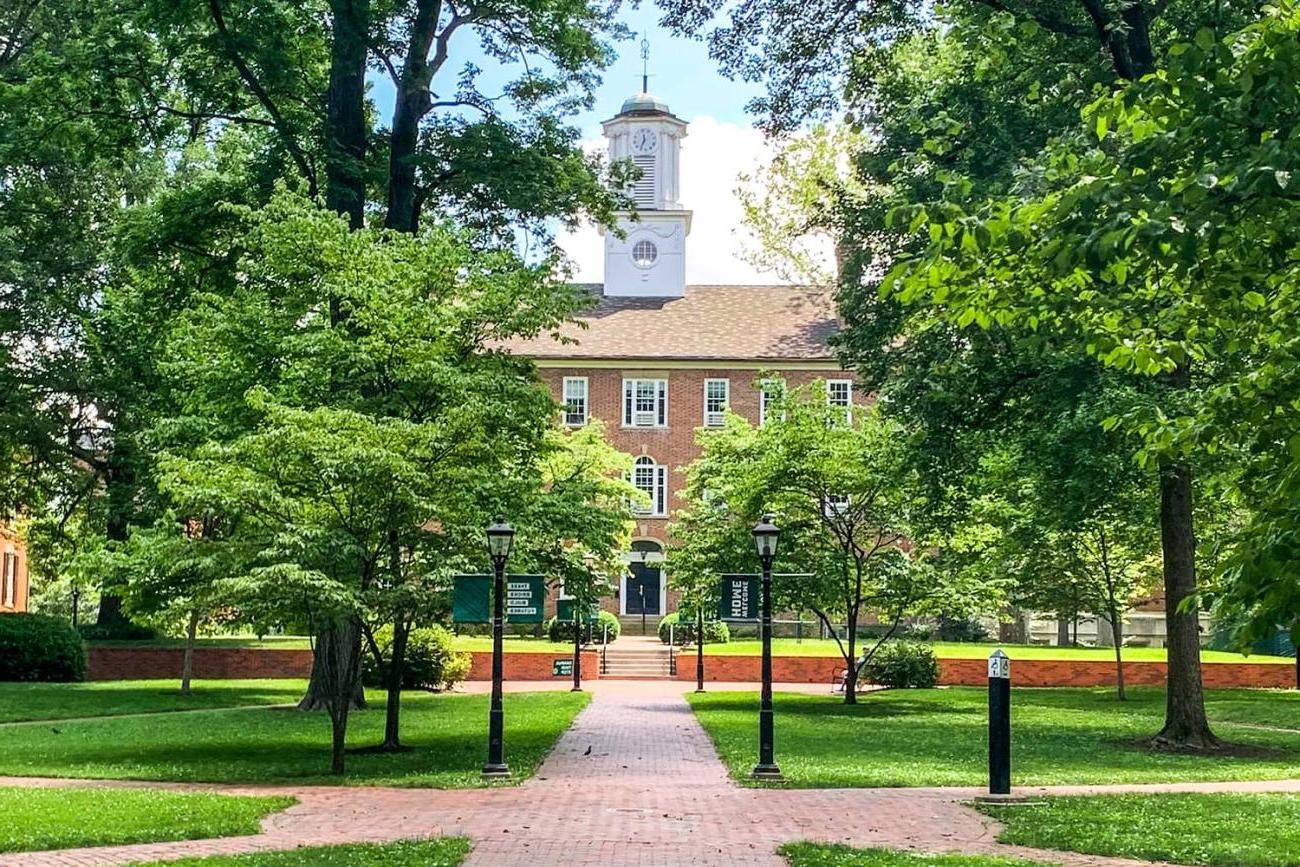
top-left (0, 613), bottom-right (86, 682)
top-left (862, 641), bottom-right (939, 689)
top-left (657, 611), bottom-right (730, 645)
top-left (362, 624), bottom-right (470, 692)
top-left (547, 609), bottom-right (620, 644)
top-left (934, 616), bottom-right (991, 643)
top-left (77, 620), bottom-right (157, 641)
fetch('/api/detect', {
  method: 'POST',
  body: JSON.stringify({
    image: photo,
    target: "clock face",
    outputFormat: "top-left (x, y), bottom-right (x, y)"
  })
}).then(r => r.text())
top-left (631, 128), bottom-right (657, 154)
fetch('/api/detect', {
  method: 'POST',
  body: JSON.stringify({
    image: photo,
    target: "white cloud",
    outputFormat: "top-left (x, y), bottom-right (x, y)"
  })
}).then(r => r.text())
top-left (558, 115), bottom-right (807, 285)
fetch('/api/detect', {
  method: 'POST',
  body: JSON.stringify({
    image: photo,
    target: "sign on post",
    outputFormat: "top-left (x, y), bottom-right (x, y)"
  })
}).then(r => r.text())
top-left (452, 575), bottom-right (491, 624)
top-left (452, 574), bottom-right (546, 624)
top-left (504, 576), bottom-right (546, 623)
top-left (717, 574), bottom-right (759, 622)
top-left (556, 599), bottom-right (600, 623)
top-left (988, 649), bottom-right (1011, 795)
top-left (552, 658), bottom-right (574, 677)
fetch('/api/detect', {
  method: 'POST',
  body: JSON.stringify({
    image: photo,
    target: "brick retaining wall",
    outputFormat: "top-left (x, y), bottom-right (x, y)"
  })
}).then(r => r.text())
top-left (674, 654), bottom-right (1297, 689)
top-left (87, 646), bottom-right (602, 683)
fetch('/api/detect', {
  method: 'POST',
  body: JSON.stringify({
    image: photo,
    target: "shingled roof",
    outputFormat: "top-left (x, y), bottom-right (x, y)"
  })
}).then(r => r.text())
top-left (502, 284), bottom-right (841, 361)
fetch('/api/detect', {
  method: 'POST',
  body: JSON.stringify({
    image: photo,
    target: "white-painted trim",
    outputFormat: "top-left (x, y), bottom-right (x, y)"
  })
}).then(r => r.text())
top-left (703, 377), bottom-right (729, 427)
top-left (619, 541), bottom-right (668, 616)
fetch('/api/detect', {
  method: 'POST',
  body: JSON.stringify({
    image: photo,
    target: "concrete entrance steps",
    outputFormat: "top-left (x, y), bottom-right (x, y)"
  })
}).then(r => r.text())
top-left (616, 614), bottom-right (660, 636)
top-left (602, 634), bottom-right (674, 680)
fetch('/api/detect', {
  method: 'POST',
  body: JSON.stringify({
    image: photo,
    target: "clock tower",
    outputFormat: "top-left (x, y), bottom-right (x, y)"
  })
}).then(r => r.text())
top-left (601, 92), bottom-right (692, 298)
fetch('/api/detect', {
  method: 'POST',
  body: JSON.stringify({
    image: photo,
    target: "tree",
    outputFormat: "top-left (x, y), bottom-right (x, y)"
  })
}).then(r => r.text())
top-left (155, 193), bottom-right (584, 771)
top-left (674, 384), bottom-right (992, 702)
top-left (666, 0), bottom-right (1261, 749)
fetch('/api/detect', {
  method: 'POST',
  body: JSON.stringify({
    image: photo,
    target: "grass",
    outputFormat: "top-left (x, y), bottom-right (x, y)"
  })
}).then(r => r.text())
top-left (779, 844), bottom-right (1045, 867)
top-left (980, 793), bottom-right (1300, 866)
top-left (145, 838), bottom-right (472, 866)
top-left (703, 639), bottom-right (1293, 663)
top-left (449, 635), bottom-right (577, 653)
top-left (688, 686), bottom-right (1300, 787)
top-left (0, 786), bottom-right (293, 854)
top-left (0, 679), bottom-right (309, 723)
top-left (0, 690), bottom-right (587, 787)
top-left (90, 636), bottom-right (313, 650)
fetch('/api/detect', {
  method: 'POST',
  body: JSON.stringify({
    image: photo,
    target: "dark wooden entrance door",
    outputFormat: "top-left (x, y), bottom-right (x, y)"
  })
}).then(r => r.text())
top-left (626, 561), bottom-right (661, 615)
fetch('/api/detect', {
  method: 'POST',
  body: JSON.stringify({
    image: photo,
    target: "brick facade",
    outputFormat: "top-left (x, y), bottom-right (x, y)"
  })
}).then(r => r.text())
top-left (0, 526), bottom-right (28, 614)
top-left (537, 364), bottom-right (847, 618)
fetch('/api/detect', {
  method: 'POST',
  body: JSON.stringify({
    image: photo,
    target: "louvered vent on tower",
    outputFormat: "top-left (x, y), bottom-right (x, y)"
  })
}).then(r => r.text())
top-left (632, 155), bottom-right (656, 208)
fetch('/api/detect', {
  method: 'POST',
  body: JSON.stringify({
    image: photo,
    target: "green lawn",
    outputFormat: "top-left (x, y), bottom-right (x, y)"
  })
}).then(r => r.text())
top-left (780, 844), bottom-right (1044, 867)
top-left (0, 690), bottom-right (586, 787)
top-left (450, 635), bottom-right (577, 653)
top-left (980, 793), bottom-right (1300, 866)
top-left (703, 639), bottom-right (1293, 663)
top-left (146, 838), bottom-right (471, 866)
top-left (90, 636), bottom-right (314, 650)
top-left (0, 786), bottom-right (293, 854)
top-left (0, 679), bottom-right (309, 723)
top-left (689, 687), bottom-right (1300, 787)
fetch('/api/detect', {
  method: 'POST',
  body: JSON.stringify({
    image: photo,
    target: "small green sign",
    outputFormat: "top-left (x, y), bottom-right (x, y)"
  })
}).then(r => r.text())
top-left (718, 574), bottom-right (759, 622)
top-left (452, 575), bottom-right (491, 624)
top-left (552, 658), bottom-right (574, 677)
top-left (556, 599), bottom-right (600, 623)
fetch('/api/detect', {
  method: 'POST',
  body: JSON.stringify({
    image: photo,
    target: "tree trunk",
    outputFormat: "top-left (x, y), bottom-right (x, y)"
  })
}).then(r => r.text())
top-left (316, 615), bottom-right (363, 775)
top-left (385, 0), bottom-right (443, 232)
top-left (95, 460), bottom-right (135, 633)
top-left (381, 618), bottom-right (411, 751)
top-left (1291, 622), bottom-right (1299, 690)
top-left (299, 623), bottom-right (368, 711)
top-left (843, 612), bottom-right (858, 705)
top-left (325, 0), bottom-right (369, 229)
top-left (181, 609), bottom-right (200, 695)
top-left (1057, 617), bottom-right (1071, 647)
top-left (1107, 608), bottom-right (1126, 701)
top-left (1153, 441), bottom-right (1218, 749)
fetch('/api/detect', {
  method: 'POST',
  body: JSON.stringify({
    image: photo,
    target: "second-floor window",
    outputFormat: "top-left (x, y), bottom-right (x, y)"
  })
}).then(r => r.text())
top-left (623, 378), bottom-right (668, 428)
top-left (703, 378), bottom-right (729, 427)
top-left (826, 379), bottom-right (853, 423)
top-left (632, 456), bottom-right (668, 516)
top-left (759, 378), bottom-right (786, 427)
top-left (562, 377), bottom-right (588, 426)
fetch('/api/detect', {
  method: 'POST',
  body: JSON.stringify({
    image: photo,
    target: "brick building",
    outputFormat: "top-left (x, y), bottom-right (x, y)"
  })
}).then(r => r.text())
top-left (506, 92), bottom-right (849, 624)
top-left (0, 524), bottom-right (28, 613)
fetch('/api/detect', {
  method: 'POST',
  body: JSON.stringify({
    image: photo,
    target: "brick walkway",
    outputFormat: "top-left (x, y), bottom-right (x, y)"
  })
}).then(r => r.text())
top-left (4, 682), bottom-right (1300, 866)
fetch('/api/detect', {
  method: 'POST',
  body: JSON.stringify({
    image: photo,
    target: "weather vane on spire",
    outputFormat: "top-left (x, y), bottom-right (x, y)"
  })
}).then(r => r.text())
top-left (640, 36), bottom-right (650, 94)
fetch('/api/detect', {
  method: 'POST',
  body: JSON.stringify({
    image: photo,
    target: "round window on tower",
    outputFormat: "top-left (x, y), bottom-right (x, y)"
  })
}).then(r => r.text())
top-left (631, 239), bottom-right (659, 269)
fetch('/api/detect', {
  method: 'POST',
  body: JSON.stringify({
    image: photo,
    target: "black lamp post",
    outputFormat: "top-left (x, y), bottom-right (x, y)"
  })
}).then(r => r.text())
top-left (574, 553), bottom-right (595, 692)
top-left (751, 514), bottom-right (782, 780)
top-left (482, 515), bottom-right (515, 780)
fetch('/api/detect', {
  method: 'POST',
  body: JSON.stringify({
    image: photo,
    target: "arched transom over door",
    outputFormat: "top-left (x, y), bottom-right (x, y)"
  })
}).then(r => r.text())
top-left (624, 539), bottom-right (664, 616)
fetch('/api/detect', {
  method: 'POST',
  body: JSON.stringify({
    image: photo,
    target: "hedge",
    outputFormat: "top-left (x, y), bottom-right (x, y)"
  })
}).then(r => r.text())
top-left (0, 613), bottom-right (86, 682)
top-left (547, 609), bottom-right (620, 644)
top-left (657, 611), bottom-right (730, 646)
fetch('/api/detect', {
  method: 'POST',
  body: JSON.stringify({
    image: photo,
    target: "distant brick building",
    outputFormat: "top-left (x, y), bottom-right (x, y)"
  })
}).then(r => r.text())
top-left (0, 524), bottom-right (28, 613)
top-left (506, 92), bottom-right (849, 623)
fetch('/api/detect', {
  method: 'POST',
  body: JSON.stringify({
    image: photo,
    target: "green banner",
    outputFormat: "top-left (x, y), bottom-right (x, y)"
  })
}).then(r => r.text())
top-left (504, 575), bottom-right (547, 623)
top-left (556, 599), bottom-right (600, 623)
top-left (718, 574), bottom-right (759, 622)
top-left (452, 575), bottom-right (491, 624)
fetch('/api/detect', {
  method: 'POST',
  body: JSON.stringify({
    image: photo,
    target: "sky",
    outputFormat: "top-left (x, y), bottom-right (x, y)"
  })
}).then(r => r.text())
top-left (372, 14), bottom-right (803, 285)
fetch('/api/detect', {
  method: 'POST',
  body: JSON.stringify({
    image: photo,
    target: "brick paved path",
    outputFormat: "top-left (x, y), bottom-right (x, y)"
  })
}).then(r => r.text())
top-left (5, 682), bottom-right (1300, 866)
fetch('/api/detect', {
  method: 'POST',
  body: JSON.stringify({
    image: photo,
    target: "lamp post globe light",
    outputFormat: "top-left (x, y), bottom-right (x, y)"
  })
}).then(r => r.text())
top-left (751, 514), bottom-right (782, 781)
top-left (482, 515), bottom-right (515, 780)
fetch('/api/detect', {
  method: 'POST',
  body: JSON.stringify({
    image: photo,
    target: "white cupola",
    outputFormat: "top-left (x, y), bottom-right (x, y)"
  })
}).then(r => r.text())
top-left (600, 92), bottom-right (692, 298)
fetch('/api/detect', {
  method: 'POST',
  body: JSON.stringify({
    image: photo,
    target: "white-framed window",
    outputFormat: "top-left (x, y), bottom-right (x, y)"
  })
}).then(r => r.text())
top-left (623, 378), bottom-right (668, 428)
top-left (631, 239), bottom-right (659, 269)
top-left (1, 551), bottom-right (13, 608)
top-left (826, 379), bottom-right (853, 422)
top-left (562, 377), bottom-right (588, 426)
top-left (703, 378), bottom-right (729, 427)
top-left (631, 456), bottom-right (668, 517)
top-left (759, 378), bottom-right (786, 427)
top-left (823, 493), bottom-right (851, 517)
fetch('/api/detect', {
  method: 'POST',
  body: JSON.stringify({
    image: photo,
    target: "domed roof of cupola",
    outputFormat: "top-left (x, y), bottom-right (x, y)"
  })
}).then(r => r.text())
top-left (618, 92), bottom-right (673, 116)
